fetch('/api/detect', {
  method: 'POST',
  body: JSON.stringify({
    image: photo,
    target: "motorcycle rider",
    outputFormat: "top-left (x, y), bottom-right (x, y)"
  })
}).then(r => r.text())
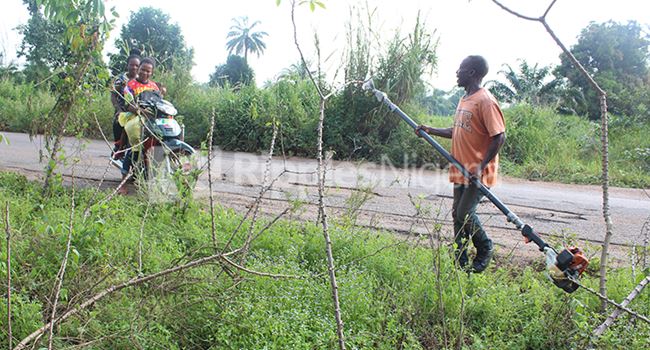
top-left (116, 57), bottom-right (160, 195)
top-left (111, 49), bottom-right (141, 158)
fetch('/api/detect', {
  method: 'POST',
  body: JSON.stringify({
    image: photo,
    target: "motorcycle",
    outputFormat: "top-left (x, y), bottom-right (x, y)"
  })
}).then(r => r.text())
top-left (110, 90), bottom-right (196, 190)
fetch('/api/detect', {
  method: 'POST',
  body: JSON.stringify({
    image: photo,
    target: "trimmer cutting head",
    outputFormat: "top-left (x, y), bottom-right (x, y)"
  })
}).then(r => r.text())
top-left (545, 246), bottom-right (589, 293)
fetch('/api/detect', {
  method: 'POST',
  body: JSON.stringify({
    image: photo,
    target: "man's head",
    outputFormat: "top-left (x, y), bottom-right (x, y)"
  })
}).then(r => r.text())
top-left (456, 55), bottom-right (489, 88)
top-left (138, 57), bottom-right (156, 83)
top-left (126, 54), bottom-right (141, 78)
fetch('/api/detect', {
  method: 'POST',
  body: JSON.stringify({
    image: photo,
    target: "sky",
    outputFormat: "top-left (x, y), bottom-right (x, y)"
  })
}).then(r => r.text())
top-left (0, 0), bottom-right (647, 90)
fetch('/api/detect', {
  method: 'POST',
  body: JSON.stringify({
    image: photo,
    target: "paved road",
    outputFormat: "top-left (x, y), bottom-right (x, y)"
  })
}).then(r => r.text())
top-left (2, 131), bottom-right (648, 264)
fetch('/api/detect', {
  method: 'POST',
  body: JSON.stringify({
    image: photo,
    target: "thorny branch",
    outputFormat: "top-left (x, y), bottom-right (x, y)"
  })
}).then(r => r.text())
top-left (4, 202), bottom-right (12, 350)
top-left (490, 0), bottom-right (613, 313)
top-left (220, 164), bottom-right (288, 254)
top-left (220, 256), bottom-right (303, 279)
top-left (593, 275), bottom-right (650, 336)
top-left (290, 1), bottom-right (346, 348)
top-left (42, 31), bottom-right (101, 196)
top-left (569, 275), bottom-right (650, 326)
top-left (138, 202), bottom-right (151, 275)
top-left (14, 249), bottom-right (240, 350)
top-left (47, 172), bottom-right (76, 349)
top-left (238, 121), bottom-right (279, 263)
top-left (207, 110), bottom-right (218, 250)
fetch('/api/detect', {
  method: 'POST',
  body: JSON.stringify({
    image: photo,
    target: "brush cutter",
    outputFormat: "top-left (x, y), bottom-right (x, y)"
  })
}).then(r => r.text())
top-left (362, 80), bottom-right (588, 293)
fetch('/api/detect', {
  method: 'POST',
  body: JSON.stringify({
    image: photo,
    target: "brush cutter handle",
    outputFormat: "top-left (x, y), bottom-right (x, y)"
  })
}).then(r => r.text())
top-left (363, 80), bottom-right (549, 251)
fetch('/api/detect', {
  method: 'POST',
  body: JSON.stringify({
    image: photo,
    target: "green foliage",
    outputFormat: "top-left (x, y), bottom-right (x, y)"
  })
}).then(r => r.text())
top-left (416, 88), bottom-right (462, 116)
top-left (487, 60), bottom-right (562, 107)
top-left (318, 11), bottom-right (438, 162)
top-left (500, 104), bottom-right (650, 187)
top-left (0, 172), bottom-right (648, 348)
top-left (209, 55), bottom-right (255, 88)
top-left (554, 20), bottom-right (650, 120)
top-left (108, 7), bottom-right (194, 75)
top-left (0, 77), bottom-right (56, 132)
top-left (225, 16), bottom-right (269, 63)
top-left (16, 0), bottom-right (69, 83)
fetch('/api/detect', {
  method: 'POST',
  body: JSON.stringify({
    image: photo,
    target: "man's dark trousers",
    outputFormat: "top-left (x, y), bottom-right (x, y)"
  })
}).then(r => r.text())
top-left (452, 183), bottom-right (493, 267)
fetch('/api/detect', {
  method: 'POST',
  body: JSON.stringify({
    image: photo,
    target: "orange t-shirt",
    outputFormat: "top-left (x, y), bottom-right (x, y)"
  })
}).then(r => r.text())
top-left (449, 88), bottom-right (506, 187)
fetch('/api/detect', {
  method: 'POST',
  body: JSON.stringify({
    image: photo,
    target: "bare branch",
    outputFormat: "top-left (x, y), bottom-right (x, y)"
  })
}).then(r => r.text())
top-left (490, 0), bottom-right (539, 21)
top-left (207, 109), bottom-right (218, 250)
top-left (4, 202), bottom-right (12, 350)
top-left (489, 0), bottom-right (612, 313)
top-left (593, 275), bottom-right (650, 336)
top-left (291, 1), bottom-right (324, 98)
top-left (92, 112), bottom-right (114, 151)
top-left (94, 173), bottom-right (133, 206)
top-left (290, 1), bottom-right (346, 348)
top-left (14, 248), bottom-right (240, 350)
top-left (239, 120), bottom-right (279, 262)
top-left (138, 203), bottom-right (151, 274)
top-left (219, 256), bottom-right (303, 279)
top-left (569, 276), bottom-right (650, 326)
top-left (249, 208), bottom-right (291, 243)
top-left (542, 0), bottom-right (558, 19)
top-left (47, 172), bottom-right (76, 349)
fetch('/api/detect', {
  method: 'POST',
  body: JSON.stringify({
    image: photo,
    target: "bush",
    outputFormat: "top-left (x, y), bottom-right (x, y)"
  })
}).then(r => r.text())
top-left (0, 77), bottom-right (55, 133)
top-left (499, 104), bottom-right (650, 187)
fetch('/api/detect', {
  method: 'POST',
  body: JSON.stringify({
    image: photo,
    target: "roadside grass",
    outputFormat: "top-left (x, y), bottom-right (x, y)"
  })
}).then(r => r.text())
top-left (419, 104), bottom-right (650, 188)
top-left (0, 172), bottom-right (647, 349)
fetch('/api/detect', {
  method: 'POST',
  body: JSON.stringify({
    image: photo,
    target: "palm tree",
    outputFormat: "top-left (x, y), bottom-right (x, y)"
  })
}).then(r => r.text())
top-left (225, 16), bottom-right (268, 63)
top-left (487, 60), bottom-right (561, 106)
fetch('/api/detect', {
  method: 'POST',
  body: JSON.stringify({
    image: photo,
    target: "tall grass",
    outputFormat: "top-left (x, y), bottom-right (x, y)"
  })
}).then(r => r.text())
top-left (0, 78), bottom-right (55, 133)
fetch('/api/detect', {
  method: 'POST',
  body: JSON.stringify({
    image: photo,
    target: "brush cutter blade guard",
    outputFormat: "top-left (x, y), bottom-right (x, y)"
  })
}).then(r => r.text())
top-left (362, 79), bottom-right (589, 293)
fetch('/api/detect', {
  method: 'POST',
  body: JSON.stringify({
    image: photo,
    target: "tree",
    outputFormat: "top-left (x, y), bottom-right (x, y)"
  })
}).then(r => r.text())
top-left (108, 7), bottom-right (193, 75)
top-left (16, 0), bottom-right (69, 83)
top-left (209, 55), bottom-right (254, 87)
top-left (276, 61), bottom-right (312, 82)
top-left (554, 20), bottom-right (650, 119)
top-left (417, 88), bottom-right (462, 116)
top-left (225, 16), bottom-right (268, 63)
top-left (0, 52), bottom-right (20, 80)
top-left (487, 60), bottom-right (561, 106)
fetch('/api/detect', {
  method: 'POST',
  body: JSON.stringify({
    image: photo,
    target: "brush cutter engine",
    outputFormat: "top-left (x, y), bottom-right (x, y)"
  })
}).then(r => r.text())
top-left (545, 246), bottom-right (589, 293)
top-left (524, 224), bottom-right (589, 293)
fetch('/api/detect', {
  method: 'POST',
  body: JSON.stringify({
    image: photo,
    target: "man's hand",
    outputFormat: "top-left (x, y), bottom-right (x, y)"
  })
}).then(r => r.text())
top-left (469, 165), bottom-right (483, 184)
top-left (415, 125), bottom-right (429, 138)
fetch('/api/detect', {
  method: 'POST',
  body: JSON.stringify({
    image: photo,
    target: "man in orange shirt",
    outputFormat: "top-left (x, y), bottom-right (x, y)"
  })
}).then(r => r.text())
top-left (416, 55), bottom-right (506, 272)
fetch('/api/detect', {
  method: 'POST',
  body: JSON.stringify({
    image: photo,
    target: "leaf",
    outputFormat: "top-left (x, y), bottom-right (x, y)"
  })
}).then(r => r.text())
top-left (72, 248), bottom-right (80, 264)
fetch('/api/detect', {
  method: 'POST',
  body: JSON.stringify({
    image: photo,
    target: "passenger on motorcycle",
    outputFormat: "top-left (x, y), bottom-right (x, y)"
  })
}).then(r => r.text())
top-left (116, 57), bottom-right (160, 194)
top-left (110, 49), bottom-right (141, 157)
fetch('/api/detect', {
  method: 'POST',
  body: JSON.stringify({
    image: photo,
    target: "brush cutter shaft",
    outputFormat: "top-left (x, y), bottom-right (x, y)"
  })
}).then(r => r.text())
top-left (369, 87), bottom-right (549, 251)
